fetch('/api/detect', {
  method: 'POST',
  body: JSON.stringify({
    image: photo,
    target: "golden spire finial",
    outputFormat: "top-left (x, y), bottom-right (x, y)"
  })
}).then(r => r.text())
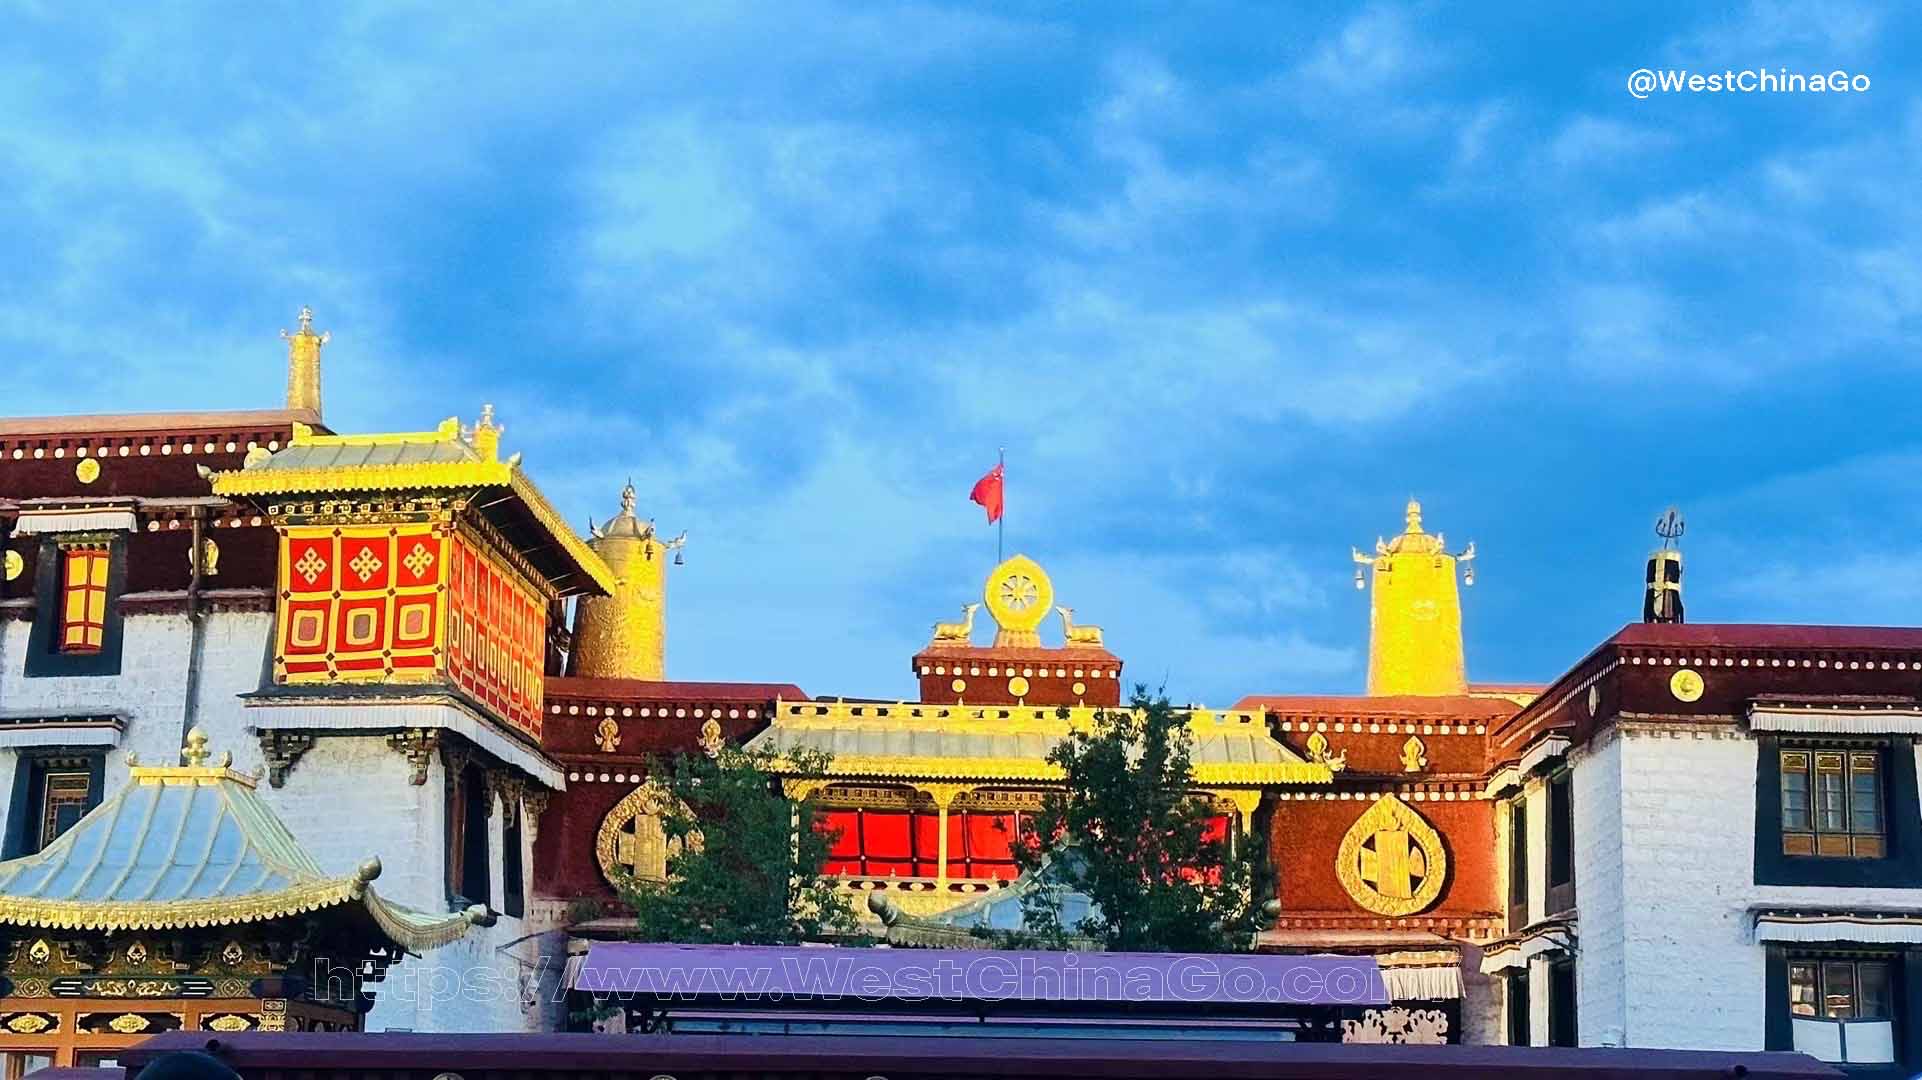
top-left (571, 480), bottom-right (683, 681)
top-left (1352, 499), bottom-right (1474, 696)
top-left (280, 307), bottom-right (329, 417)
top-left (182, 727), bottom-right (210, 767)
top-left (471, 403), bottom-right (502, 461)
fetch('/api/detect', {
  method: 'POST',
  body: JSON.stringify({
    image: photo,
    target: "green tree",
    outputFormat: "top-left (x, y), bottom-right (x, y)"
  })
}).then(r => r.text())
top-left (618, 745), bottom-right (861, 945)
top-left (1011, 688), bottom-right (1272, 953)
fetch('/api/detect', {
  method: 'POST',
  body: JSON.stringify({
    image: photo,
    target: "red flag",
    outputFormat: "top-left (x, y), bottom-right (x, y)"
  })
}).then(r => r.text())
top-left (969, 463), bottom-right (1004, 523)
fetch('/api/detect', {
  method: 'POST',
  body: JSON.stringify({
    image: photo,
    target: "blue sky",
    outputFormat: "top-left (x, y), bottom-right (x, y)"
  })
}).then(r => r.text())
top-left (5, 3), bottom-right (1920, 703)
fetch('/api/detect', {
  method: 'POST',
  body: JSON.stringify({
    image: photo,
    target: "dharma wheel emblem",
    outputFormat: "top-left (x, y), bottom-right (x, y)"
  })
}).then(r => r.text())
top-left (1336, 795), bottom-right (1447, 917)
top-left (983, 554), bottom-right (1054, 647)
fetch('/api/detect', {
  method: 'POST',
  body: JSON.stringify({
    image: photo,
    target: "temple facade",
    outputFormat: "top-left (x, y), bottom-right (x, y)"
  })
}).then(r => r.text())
top-left (2, 313), bottom-right (1919, 1068)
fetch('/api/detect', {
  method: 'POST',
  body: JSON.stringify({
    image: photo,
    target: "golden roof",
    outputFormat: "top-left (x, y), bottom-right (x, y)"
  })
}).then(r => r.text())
top-left (206, 410), bottom-right (617, 596)
top-left (744, 700), bottom-right (1333, 786)
top-left (0, 729), bottom-right (485, 950)
top-left (1380, 499), bottom-right (1444, 556)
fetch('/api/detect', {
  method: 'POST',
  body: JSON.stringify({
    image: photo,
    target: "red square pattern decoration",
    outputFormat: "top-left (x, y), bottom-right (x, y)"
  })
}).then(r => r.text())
top-left (277, 525), bottom-right (445, 682)
top-left (445, 533), bottom-right (544, 742)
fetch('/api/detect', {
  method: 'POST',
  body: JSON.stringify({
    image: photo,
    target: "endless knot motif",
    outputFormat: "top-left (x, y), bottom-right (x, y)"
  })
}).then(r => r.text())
top-left (294, 548), bottom-right (328, 585)
top-left (403, 541), bottom-right (436, 577)
top-left (348, 548), bottom-right (384, 583)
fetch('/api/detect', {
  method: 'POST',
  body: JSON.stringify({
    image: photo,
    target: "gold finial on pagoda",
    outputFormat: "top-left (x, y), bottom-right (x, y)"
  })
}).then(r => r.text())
top-left (1352, 499), bottom-right (1475, 697)
top-left (280, 307), bottom-right (329, 418)
top-left (570, 480), bottom-right (685, 680)
top-left (129, 726), bottom-right (246, 786)
top-left (183, 727), bottom-right (211, 766)
top-left (471, 404), bottom-right (502, 462)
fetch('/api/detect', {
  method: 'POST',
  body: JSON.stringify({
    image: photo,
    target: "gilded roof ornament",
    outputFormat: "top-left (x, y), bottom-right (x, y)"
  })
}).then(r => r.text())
top-left (280, 307), bottom-right (329, 418)
top-left (1352, 498), bottom-right (1475, 696)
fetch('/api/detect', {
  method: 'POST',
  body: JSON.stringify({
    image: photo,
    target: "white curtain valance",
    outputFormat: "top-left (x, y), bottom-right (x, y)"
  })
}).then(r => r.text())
top-left (1754, 912), bottom-right (1922, 944)
top-left (1381, 964), bottom-right (1462, 1001)
top-left (1749, 707), bottom-right (1922, 735)
top-left (11, 509), bottom-right (137, 535)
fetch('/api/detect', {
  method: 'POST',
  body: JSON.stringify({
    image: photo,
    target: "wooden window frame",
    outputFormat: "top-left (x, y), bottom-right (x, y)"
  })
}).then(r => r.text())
top-left (3, 751), bottom-right (106, 859)
top-left (57, 547), bottom-right (110, 653)
top-left (1755, 735), bottom-right (1922, 888)
top-left (1780, 747), bottom-right (1884, 858)
top-left (24, 536), bottom-right (127, 678)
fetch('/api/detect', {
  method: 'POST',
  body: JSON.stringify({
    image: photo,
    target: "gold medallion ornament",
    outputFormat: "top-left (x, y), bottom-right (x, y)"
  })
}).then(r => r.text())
top-left (1400, 736), bottom-right (1427, 773)
top-left (107, 1013), bottom-right (152, 1034)
top-left (1670, 667), bottom-right (1705, 703)
top-left (984, 554), bottom-right (1053, 648)
top-left (595, 717), bottom-right (621, 753)
top-left (4, 549), bottom-right (21, 581)
top-left (1337, 795), bottom-right (1447, 917)
top-left (191, 538), bottom-right (219, 577)
top-left (75, 457), bottom-right (101, 484)
top-left (5, 1014), bottom-right (52, 1034)
top-left (596, 782), bottom-right (697, 885)
top-left (698, 718), bottom-right (724, 759)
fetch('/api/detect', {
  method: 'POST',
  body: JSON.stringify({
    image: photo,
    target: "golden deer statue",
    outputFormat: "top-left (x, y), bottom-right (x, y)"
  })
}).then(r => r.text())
top-left (931, 603), bottom-right (980, 644)
top-left (1056, 606), bottom-right (1104, 648)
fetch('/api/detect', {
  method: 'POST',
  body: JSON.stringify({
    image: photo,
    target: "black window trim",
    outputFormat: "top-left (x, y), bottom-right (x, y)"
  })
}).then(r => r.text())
top-left (1505, 966), bottom-right (1531, 1047)
top-left (501, 806), bottom-right (525, 919)
top-left (1546, 770), bottom-right (1576, 916)
top-left (1765, 943), bottom-right (1922, 1073)
top-left (1547, 956), bottom-right (1578, 1048)
top-left (1507, 796), bottom-right (1529, 931)
top-left (23, 534), bottom-right (128, 678)
top-left (1754, 735), bottom-right (1922, 888)
top-left (4, 748), bottom-right (107, 858)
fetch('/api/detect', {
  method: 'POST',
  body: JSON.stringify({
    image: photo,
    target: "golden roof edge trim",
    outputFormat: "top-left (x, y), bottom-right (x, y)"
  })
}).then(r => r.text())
top-left (0, 876), bottom-right (361, 932)
top-left (508, 468), bottom-right (618, 595)
top-left (758, 753), bottom-right (1332, 785)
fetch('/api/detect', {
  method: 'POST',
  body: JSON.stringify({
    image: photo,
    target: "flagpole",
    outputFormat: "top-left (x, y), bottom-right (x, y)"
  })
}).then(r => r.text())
top-left (997, 447), bottom-right (1005, 563)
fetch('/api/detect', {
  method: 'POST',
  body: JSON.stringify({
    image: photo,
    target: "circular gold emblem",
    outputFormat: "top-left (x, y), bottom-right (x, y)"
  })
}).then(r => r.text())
top-left (1071, 680), bottom-right (1087, 697)
top-left (1336, 795), bottom-right (1447, 917)
top-left (3, 550), bottom-right (21, 582)
top-left (1007, 675), bottom-right (1030, 698)
top-left (950, 678), bottom-right (966, 693)
top-left (596, 782), bottom-right (695, 885)
top-left (983, 554), bottom-right (1054, 638)
top-left (75, 458), bottom-right (101, 484)
top-left (1669, 667), bottom-right (1705, 703)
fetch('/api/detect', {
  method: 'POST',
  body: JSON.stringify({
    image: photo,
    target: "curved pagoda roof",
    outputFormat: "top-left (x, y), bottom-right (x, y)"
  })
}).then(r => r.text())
top-left (0, 730), bottom-right (484, 951)
top-left (205, 410), bottom-right (616, 597)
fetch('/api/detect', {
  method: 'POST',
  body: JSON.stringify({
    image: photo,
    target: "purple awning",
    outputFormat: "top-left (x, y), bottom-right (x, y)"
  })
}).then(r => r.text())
top-left (573, 943), bottom-right (1387, 1006)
